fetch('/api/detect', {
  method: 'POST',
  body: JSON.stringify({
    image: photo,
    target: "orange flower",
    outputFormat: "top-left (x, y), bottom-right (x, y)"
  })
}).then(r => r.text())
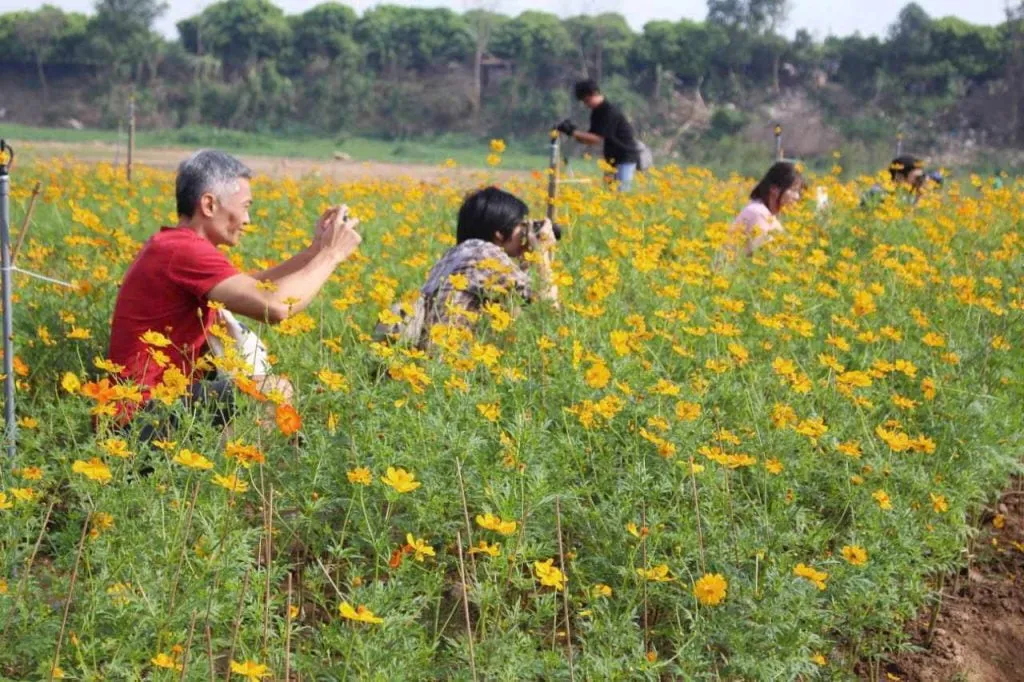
top-left (275, 404), bottom-right (302, 436)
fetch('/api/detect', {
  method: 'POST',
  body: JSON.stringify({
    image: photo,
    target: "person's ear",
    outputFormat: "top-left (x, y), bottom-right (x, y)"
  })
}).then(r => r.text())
top-left (493, 230), bottom-right (505, 244)
top-left (199, 192), bottom-right (217, 218)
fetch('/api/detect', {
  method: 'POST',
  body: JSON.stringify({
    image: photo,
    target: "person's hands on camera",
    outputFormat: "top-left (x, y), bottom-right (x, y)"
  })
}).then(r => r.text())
top-left (315, 204), bottom-right (361, 262)
top-left (526, 218), bottom-right (557, 253)
top-left (555, 119), bottom-right (577, 136)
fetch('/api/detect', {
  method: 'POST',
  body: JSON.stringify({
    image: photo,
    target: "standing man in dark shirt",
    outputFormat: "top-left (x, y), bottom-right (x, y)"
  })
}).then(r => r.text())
top-left (556, 79), bottom-right (640, 191)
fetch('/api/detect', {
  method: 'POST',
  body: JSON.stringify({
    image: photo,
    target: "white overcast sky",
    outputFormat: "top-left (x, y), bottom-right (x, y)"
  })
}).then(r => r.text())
top-left (0, 0), bottom-right (1006, 38)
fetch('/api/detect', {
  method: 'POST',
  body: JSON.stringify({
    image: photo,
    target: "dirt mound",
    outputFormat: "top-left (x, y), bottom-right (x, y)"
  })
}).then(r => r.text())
top-left (878, 484), bottom-right (1024, 682)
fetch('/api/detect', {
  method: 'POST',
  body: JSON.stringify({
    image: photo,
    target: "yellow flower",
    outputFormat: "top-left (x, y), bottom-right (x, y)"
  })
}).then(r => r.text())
top-left (212, 474), bottom-right (249, 494)
top-left (764, 459), bottom-right (784, 475)
top-left (930, 493), bottom-right (949, 513)
top-left (873, 489), bottom-right (893, 510)
top-left (693, 573), bottom-right (728, 605)
top-left (0, 492), bottom-right (12, 511)
top-left (100, 438), bottom-right (132, 459)
top-left (489, 138), bottom-right (506, 153)
top-left (347, 467), bottom-right (372, 485)
top-left (17, 466), bottom-right (43, 480)
top-left (486, 153), bottom-right (501, 167)
top-left (468, 540), bottom-right (501, 557)
top-left (535, 559), bottom-right (567, 590)
top-left (380, 466), bottom-right (421, 493)
top-left (405, 533), bottom-right (435, 561)
top-left (476, 402), bottom-right (500, 423)
top-left (584, 361), bottom-right (611, 389)
top-left (475, 513), bottom-right (518, 535)
top-left (151, 652), bottom-right (183, 671)
top-left (72, 458), bottom-right (112, 484)
top-left (592, 583), bottom-right (612, 598)
top-left (811, 652), bottom-right (827, 666)
top-left (793, 563), bottom-right (828, 590)
top-left (10, 488), bottom-right (37, 503)
top-left (229, 660), bottom-right (269, 681)
top-left (674, 401), bottom-right (702, 421)
top-left (172, 449), bottom-right (214, 470)
top-left (61, 372), bottom-right (81, 393)
top-left (140, 330), bottom-right (172, 347)
top-left (922, 332), bottom-right (945, 348)
top-left (339, 601), bottom-right (384, 624)
top-left (636, 564), bottom-right (673, 582)
top-left (67, 326), bottom-right (92, 340)
top-left (841, 545), bottom-right (868, 565)
top-left (317, 368), bottom-right (349, 392)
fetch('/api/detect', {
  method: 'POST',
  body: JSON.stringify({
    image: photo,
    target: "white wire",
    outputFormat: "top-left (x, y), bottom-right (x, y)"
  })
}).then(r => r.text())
top-left (3, 266), bottom-right (76, 288)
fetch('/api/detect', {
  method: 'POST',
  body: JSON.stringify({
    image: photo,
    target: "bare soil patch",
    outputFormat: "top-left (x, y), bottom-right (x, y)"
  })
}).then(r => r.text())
top-left (873, 483), bottom-right (1024, 682)
top-left (15, 140), bottom-right (532, 184)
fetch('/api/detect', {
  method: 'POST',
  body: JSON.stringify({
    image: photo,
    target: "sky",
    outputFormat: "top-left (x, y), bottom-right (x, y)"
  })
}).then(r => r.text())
top-left (0, 0), bottom-right (1007, 38)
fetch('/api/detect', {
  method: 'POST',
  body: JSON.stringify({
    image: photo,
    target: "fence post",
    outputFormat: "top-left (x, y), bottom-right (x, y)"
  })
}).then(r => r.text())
top-left (774, 124), bottom-right (783, 161)
top-left (546, 131), bottom-right (560, 223)
top-left (127, 93), bottom-right (136, 183)
top-left (0, 140), bottom-right (16, 459)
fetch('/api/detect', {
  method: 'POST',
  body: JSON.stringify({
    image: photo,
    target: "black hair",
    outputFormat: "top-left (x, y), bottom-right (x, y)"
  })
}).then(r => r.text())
top-left (456, 186), bottom-right (528, 244)
top-left (750, 161), bottom-right (802, 204)
top-left (574, 79), bottom-right (600, 101)
top-left (889, 155), bottom-right (923, 181)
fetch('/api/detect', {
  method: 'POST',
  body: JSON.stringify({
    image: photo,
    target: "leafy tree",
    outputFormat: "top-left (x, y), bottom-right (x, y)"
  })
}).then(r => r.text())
top-left (87, 0), bottom-right (168, 76)
top-left (178, 0), bottom-right (293, 76)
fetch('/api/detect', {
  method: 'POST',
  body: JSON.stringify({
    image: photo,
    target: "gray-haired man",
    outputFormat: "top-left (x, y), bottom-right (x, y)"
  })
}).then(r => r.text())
top-left (107, 149), bottom-right (360, 431)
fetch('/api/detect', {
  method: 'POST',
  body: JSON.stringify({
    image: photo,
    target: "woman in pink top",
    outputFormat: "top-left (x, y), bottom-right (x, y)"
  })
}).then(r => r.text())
top-left (729, 161), bottom-right (803, 256)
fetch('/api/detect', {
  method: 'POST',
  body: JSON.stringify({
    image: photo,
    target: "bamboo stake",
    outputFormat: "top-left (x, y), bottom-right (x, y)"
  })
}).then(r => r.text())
top-left (455, 532), bottom-right (479, 682)
top-left (285, 573), bottom-right (293, 682)
top-left (10, 181), bottom-right (41, 265)
top-left (554, 498), bottom-right (576, 682)
top-left (50, 513), bottom-right (91, 682)
top-left (454, 457), bottom-right (478, 580)
top-left (178, 611), bottom-right (198, 682)
top-left (224, 565), bottom-right (252, 682)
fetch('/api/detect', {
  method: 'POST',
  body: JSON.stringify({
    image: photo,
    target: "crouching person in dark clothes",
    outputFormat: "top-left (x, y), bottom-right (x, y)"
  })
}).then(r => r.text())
top-left (105, 149), bottom-right (361, 440)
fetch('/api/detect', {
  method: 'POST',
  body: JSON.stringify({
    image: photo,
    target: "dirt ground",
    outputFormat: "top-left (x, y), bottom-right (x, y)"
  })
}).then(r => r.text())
top-left (15, 140), bottom-right (533, 184)
top-left (869, 482), bottom-right (1024, 682)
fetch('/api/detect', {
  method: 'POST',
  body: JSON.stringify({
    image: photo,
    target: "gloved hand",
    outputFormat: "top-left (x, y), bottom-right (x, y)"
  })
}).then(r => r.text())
top-left (555, 119), bottom-right (577, 136)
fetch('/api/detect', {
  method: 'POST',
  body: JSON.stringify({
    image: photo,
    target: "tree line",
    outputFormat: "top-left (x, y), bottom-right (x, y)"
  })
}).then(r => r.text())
top-left (0, 0), bottom-right (1018, 149)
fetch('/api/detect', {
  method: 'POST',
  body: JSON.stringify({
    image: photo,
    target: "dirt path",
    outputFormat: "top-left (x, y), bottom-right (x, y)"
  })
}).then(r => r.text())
top-left (869, 483), bottom-right (1024, 682)
top-left (15, 140), bottom-right (533, 183)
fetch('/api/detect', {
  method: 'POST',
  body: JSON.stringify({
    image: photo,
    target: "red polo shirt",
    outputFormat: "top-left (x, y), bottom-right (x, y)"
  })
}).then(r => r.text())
top-left (108, 226), bottom-right (239, 418)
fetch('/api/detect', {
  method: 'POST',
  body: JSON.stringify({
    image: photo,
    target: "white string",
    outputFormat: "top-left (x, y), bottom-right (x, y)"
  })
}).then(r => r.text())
top-left (3, 266), bottom-right (76, 288)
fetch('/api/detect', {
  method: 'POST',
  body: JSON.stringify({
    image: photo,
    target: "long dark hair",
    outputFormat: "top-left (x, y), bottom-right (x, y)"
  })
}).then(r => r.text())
top-left (750, 161), bottom-right (802, 209)
top-left (456, 186), bottom-right (528, 244)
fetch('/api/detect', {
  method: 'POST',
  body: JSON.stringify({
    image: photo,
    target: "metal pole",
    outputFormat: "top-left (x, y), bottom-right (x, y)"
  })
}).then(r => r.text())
top-left (774, 124), bottom-right (783, 161)
top-left (546, 132), bottom-right (560, 223)
top-left (896, 131), bottom-right (904, 157)
top-left (127, 93), bottom-right (135, 183)
top-left (0, 140), bottom-right (16, 459)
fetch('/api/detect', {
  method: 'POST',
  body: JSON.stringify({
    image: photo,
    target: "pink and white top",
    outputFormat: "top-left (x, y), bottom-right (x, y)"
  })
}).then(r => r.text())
top-left (731, 201), bottom-right (784, 255)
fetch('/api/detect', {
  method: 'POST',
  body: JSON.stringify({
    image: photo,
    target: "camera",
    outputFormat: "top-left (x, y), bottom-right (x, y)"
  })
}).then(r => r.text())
top-left (529, 219), bottom-right (562, 242)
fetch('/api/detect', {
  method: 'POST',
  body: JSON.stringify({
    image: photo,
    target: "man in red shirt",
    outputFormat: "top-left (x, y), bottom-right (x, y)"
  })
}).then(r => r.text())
top-left (108, 149), bottom-right (361, 433)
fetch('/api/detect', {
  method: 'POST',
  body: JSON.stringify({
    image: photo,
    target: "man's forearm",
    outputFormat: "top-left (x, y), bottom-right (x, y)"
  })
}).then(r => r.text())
top-left (253, 246), bottom-right (317, 282)
top-left (266, 249), bottom-right (342, 317)
top-left (573, 131), bottom-right (602, 146)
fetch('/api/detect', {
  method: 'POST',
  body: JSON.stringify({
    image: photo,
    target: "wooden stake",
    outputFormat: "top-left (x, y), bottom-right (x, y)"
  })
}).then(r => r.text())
top-left (224, 565), bottom-right (252, 682)
top-left (455, 532), bottom-right (479, 682)
top-left (454, 457), bottom-right (478, 580)
top-left (50, 513), bottom-right (90, 682)
top-left (11, 181), bottom-right (41, 265)
top-left (285, 573), bottom-right (293, 682)
top-left (127, 93), bottom-right (136, 183)
top-left (554, 498), bottom-right (575, 682)
top-left (178, 611), bottom-right (198, 682)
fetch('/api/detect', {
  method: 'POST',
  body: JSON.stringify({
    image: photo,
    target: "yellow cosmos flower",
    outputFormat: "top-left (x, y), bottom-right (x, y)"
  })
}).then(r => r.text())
top-left (405, 533), bottom-right (435, 561)
top-left (139, 330), bottom-right (172, 347)
top-left (339, 601), bottom-right (384, 624)
top-left (841, 545), bottom-right (868, 565)
top-left (380, 466), bottom-right (421, 493)
top-left (475, 513), bottom-right (517, 535)
top-left (793, 563), bottom-right (828, 590)
top-left (72, 458), bottom-right (112, 484)
top-left (636, 564), bottom-right (673, 582)
top-left (693, 573), bottom-right (728, 605)
top-left (347, 467), bottom-right (372, 485)
top-left (535, 559), bottom-right (567, 590)
top-left (476, 402), bottom-right (500, 423)
top-left (468, 540), bottom-right (501, 557)
top-left (172, 449), bottom-right (214, 470)
top-left (61, 372), bottom-right (81, 393)
top-left (212, 474), bottom-right (249, 494)
top-left (229, 660), bottom-right (269, 681)
top-left (151, 652), bottom-right (182, 671)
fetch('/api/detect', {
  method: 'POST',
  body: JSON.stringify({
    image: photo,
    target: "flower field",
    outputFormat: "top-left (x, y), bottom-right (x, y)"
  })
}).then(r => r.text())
top-left (1, 155), bottom-right (1022, 680)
